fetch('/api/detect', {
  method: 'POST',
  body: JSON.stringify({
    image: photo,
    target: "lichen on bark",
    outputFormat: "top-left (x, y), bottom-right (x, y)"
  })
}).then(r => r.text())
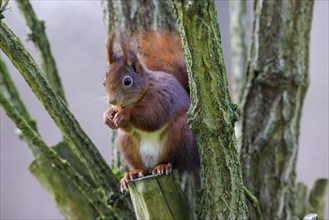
top-left (240, 0), bottom-right (315, 219)
top-left (0, 21), bottom-right (136, 217)
top-left (15, 0), bottom-right (66, 103)
top-left (172, 0), bottom-right (248, 219)
top-left (102, 0), bottom-right (176, 35)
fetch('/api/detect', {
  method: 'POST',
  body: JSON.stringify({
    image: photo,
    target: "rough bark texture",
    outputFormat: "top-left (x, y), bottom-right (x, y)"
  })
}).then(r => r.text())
top-left (240, 0), bottom-right (314, 219)
top-left (229, 0), bottom-right (251, 155)
top-left (0, 20), bottom-right (135, 219)
top-left (307, 179), bottom-right (328, 220)
top-left (102, 0), bottom-right (176, 35)
top-left (0, 94), bottom-right (114, 218)
top-left (0, 21), bottom-right (111, 192)
top-left (15, 0), bottom-right (66, 103)
top-left (295, 182), bottom-right (308, 219)
top-left (128, 172), bottom-right (189, 220)
top-left (0, 57), bottom-right (39, 156)
top-left (172, 0), bottom-right (248, 219)
top-left (229, 0), bottom-right (250, 104)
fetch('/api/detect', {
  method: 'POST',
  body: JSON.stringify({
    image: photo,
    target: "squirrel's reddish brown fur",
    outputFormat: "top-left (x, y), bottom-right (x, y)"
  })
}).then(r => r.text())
top-left (136, 32), bottom-right (189, 93)
top-left (103, 31), bottom-right (199, 191)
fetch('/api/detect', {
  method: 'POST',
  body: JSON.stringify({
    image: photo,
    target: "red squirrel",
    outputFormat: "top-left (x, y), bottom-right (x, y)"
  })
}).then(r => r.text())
top-left (103, 31), bottom-right (199, 191)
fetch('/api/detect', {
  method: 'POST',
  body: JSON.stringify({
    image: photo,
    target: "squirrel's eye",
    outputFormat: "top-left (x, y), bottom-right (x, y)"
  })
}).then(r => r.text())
top-left (123, 76), bottom-right (132, 87)
top-left (132, 62), bottom-right (138, 73)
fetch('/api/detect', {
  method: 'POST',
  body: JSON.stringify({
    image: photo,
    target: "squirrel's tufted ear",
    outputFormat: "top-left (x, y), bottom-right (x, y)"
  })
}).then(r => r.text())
top-left (120, 31), bottom-right (138, 66)
top-left (107, 31), bottom-right (115, 65)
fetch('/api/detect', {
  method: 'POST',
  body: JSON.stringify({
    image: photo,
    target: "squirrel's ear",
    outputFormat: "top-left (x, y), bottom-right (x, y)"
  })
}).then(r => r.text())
top-left (107, 31), bottom-right (115, 64)
top-left (120, 32), bottom-right (138, 66)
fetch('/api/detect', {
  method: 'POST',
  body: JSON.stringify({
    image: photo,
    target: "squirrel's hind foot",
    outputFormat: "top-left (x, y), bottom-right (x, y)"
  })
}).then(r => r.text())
top-left (152, 162), bottom-right (172, 175)
top-left (120, 169), bottom-right (148, 192)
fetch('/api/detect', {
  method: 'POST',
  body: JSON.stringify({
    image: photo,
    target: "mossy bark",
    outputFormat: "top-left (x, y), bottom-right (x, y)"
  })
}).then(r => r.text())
top-left (172, 0), bottom-right (248, 219)
top-left (0, 20), bottom-right (135, 218)
top-left (229, 0), bottom-right (250, 104)
top-left (128, 172), bottom-right (189, 220)
top-left (1, 1), bottom-right (135, 218)
top-left (15, 0), bottom-right (66, 103)
top-left (307, 179), bottom-right (328, 220)
top-left (0, 20), bottom-right (113, 194)
top-left (229, 0), bottom-right (251, 155)
top-left (240, 0), bottom-right (315, 219)
top-left (29, 143), bottom-right (103, 219)
top-left (0, 57), bottom-right (39, 156)
top-left (102, 0), bottom-right (176, 35)
top-left (295, 182), bottom-right (308, 219)
top-left (0, 94), bottom-right (116, 218)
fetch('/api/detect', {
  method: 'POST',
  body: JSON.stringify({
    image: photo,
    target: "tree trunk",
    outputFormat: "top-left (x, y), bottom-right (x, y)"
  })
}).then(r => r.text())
top-left (229, 0), bottom-right (250, 104)
top-left (102, 0), bottom-right (176, 35)
top-left (240, 0), bottom-right (314, 219)
top-left (229, 0), bottom-right (251, 155)
top-left (172, 0), bottom-right (248, 219)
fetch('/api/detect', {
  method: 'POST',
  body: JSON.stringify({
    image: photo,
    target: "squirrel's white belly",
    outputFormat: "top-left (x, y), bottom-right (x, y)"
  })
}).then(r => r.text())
top-left (136, 128), bottom-right (165, 170)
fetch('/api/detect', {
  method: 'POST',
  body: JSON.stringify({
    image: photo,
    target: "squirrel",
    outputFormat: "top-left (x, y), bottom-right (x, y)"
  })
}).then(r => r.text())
top-left (102, 31), bottom-right (199, 191)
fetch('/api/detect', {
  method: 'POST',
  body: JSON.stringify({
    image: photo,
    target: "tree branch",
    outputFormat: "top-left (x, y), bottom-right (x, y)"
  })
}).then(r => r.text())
top-left (295, 182), bottom-right (308, 219)
top-left (307, 178), bottom-right (328, 220)
top-left (0, 57), bottom-right (40, 156)
top-left (243, 186), bottom-right (262, 220)
top-left (0, 20), bottom-right (119, 200)
top-left (0, 93), bottom-right (116, 219)
top-left (15, 0), bottom-right (66, 103)
top-left (172, 0), bottom-right (248, 219)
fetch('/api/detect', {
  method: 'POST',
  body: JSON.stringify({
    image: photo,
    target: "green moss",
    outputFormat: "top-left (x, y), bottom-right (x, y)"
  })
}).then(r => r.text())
top-left (172, 0), bottom-right (248, 219)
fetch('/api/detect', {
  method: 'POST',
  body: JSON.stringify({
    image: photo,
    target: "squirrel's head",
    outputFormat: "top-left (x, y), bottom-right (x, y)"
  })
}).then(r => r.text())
top-left (104, 31), bottom-right (148, 108)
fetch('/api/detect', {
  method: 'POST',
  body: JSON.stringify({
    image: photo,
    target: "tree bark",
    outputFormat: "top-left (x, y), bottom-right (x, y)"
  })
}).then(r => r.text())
top-left (229, 0), bottom-right (250, 104)
top-left (172, 0), bottom-right (248, 219)
top-left (128, 172), bottom-right (189, 220)
top-left (0, 20), bottom-right (135, 219)
top-left (102, 0), bottom-right (176, 35)
top-left (0, 57), bottom-right (39, 156)
top-left (307, 179), bottom-right (328, 220)
top-left (15, 0), bottom-right (66, 103)
top-left (229, 0), bottom-right (251, 155)
top-left (0, 94), bottom-right (113, 218)
top-left (240, 0), bottom-right (314, 219)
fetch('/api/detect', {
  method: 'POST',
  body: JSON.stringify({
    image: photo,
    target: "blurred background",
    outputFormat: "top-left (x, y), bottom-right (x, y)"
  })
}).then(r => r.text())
top-left (1, 1), bottom-right (328, 219)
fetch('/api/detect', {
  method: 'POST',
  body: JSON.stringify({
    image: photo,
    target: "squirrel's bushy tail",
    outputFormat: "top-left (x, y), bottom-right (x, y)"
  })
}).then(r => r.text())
top-left (136, 31), bottom-right (189, 93)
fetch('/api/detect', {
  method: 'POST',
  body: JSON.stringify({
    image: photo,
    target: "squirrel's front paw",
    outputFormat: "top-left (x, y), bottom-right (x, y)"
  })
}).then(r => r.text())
top-left (113, 110), bottom-right (130, 128)
top-left (103, 107), bottom-right (118, 129)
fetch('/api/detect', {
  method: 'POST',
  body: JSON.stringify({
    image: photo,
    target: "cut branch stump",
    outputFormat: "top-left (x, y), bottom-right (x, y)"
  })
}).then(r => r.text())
top-left (128, 171), bottom-right (189, 220)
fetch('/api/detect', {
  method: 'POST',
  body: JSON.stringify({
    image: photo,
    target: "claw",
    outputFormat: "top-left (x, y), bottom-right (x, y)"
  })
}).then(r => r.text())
top-left (103, 107), bottom-right (118, 129)
top-left (119, 169), bottom-right (147, 191)
top-left (120, 178), bottom-right (128, 193)
top-left (152, 163), bottom-right (173, 176)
